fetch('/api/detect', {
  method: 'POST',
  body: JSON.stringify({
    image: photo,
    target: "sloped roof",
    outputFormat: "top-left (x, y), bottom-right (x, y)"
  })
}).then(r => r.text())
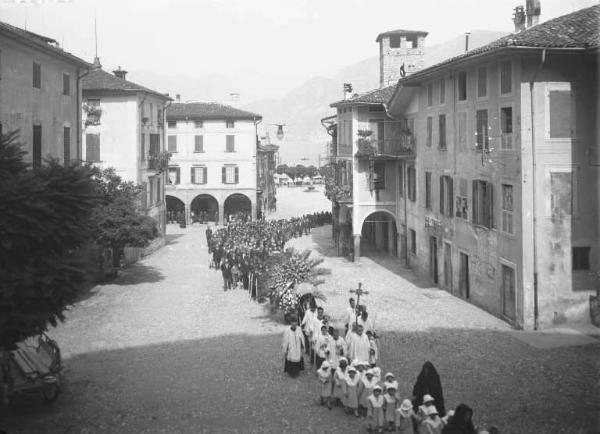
top-left (167, 103), bottom-right (262, 121)
top-left (399, 4), bottom-right (599, 85)
top-left (330, 85), bottom-right (396, 108)
top-left (376, 29), bottom-right (428, 42)
top-left (0, 20), bottom-right (91, 68)
top-left (258, 144), bottom-right (279, 153)
top-left (82, 68), bottom-right (171, 100)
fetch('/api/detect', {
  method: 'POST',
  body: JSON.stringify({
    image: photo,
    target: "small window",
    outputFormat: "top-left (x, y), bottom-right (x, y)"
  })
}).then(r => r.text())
top-left (33, 62), bottom-right (41, 89)
top-left (476, 109), bottom-right (489, 151)
top-left (439, 175), bottom-right (454, 217)
top-left (438, 114), bottom-right (446, 150)
top-left (426, 116), bottom-right (433, 147)
top-left (572, 247), bottom-right (590, 270)
top-left (167, 135), bottom-right (177, 152)
top-left (455, 178), bottom-right (469, 219)
top-left (85, 133), bottom-right (101, 163)
top-left (223, 165), bottom-right (239, 184)
top-left (167, 120), bottom-right (177, 128)
top-left (439, 79), bottom-right (445, 104)
top-left (195, 120), bottom-right (203, 128)
top-left (389, 35), bottom-right (401, 48)
top-left (194, 135), bottom-right (204, 152)
top-left (407, 166), bottom-right (417, 202)
top-left (226, 135), bottom-right (235, 152)
top-left (477, 67), bottom-right (487, 98)
top-left (425, 171), bottom-right (432, 210)
top-left (549, 90), bottom-right (572, 138)
top-left (472, 180), bottom-right (494, 229)
top-left (458, 71), bottom-right (467, 101)
top-left (191, 166), bottom-right (207, 185)
top-left (501, 184), bottom-right (514, 234)
top-left (427, 83), bottom-right (433, 106)
top-left (226, 120), bottom-right (235, 128)
top-left (500, 107), bottom-right (513, 149)
top-left (500, 61), bottom-right (512, 94)
top-left (63, 73), bottom-right (70, 96)
top-left (409, 229), bottom-right (417, 255)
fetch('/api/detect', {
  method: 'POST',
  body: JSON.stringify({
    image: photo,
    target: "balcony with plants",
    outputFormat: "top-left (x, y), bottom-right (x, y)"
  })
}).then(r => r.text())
top-left (354, 127), bottom-right (415, 160)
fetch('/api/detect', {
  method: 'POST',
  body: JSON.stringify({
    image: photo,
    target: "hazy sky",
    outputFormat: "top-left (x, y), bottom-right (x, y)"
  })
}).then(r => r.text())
top-left (1, 0), bottom-right (596, 101)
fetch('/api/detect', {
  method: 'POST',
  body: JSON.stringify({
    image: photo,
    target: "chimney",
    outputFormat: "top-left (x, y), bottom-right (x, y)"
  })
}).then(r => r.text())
top-left (112, 66), bottom-right (127, 80)
top-left (513, 6), bottom-right (526, 32)
top-left (464, 32), bottom-right (471, 52)
top-left (376, 30), bottom-right (428, 88)
top-left (176, 94), bottom-right (181, 103)
top-left (92, 56), bottom-right (102, 70)
top-left (526, 0), bottom-right (541, 27)
top-left (343, 83), bottom-right (353, 100)
top-left (230, 92), bottom-right (240, 107)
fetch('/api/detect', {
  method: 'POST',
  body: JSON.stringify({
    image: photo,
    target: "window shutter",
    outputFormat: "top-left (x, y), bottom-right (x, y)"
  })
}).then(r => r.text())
top-left (168, 135), bottom-right (177, 152)
top-left (488, 182), bottom-right (494, 228)
top-left (235, 166), bottom-right (239, 184)
top-left (203, 167), bottom-right (207, 184)
top-left (176, 168), bottom-right (180, 184)
top-left (439, 177), bottom-right (444, 214)
top-left (195, 135), bottom-right (203, 152)
top-left (472, 180), bottom-right (478, 224)
top-left (191, 167), bottom-right (195, 184)
top-left (449, 177), bottom-right (454, 216)
top-left (222, 167), bottom-right (226, 183)
top-left (368, 160), bottom-right (374, 191)
top-left (86, 133), bottom-right (100, 162)
top-left (549, 90), bottom-right (572, 138)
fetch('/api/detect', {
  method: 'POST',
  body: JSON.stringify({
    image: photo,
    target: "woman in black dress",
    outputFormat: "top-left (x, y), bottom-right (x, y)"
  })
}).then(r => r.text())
top-left (412, 361), bottom-right (446, 417)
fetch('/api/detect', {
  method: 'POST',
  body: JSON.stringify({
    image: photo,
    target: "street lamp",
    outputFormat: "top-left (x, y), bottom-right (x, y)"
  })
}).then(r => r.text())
top-left (268, 123), bottom-right (286, 141)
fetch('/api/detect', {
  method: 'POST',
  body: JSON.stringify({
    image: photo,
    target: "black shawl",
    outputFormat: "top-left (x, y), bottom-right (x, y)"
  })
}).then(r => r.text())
top-left (412, 361), bottom-right (446, 416)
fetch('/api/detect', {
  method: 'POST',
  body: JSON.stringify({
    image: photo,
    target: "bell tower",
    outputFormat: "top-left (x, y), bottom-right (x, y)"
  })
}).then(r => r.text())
top-left (376, 29), bottom-right (428, 88)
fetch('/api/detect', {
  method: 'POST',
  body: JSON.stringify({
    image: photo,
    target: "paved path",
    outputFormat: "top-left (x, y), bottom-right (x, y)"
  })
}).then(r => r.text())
top-left (1, 225), bottom-right (598, 433)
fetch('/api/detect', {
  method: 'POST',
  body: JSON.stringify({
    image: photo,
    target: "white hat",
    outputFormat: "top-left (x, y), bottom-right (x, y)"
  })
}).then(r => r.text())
top-left (339, 357), bottom-right (348, 364)
top-left (423, 394), bottom-right (435, 403)
top-left (384, 380), bottom-right (398, 390)
top-left (400, 399), bottom-right (412, 411)
top-left (320, 361), bottom-right (330, 369)
top-left (373, 385), bottom-right (382, 391)
top-left (365, 369), bottom-right (375, 376)
top-left (385, 372), bottom-right (395, 379)
top-left (347, 366), bottom-right (357, 373)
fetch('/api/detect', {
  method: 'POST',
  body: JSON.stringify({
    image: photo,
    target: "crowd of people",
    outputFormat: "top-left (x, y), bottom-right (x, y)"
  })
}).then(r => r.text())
top-left (282, 298), bottom-right (500, 434)
top-left (205, 212), bottom-right (332, 292)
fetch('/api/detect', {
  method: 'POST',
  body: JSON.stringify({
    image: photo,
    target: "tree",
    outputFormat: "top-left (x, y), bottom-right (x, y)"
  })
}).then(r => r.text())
top-left (0, 131), bottom-right (100, 349)
top-left (306, 165), bottom-right (318, 178)
top-left (276, 164), bottom-right (289, 175)
top-left (89, 168), bottom-right (158, 252)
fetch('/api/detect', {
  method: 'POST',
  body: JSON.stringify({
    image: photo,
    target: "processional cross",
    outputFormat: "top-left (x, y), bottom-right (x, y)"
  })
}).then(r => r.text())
top-left (349, 282), bottom-right (369, 327)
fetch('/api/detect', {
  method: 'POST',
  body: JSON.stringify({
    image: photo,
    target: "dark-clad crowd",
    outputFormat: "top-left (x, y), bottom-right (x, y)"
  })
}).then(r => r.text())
top-left (283, 299), bottom-right (500, 434)
top-left (205, 212), bottom-right (332, 293)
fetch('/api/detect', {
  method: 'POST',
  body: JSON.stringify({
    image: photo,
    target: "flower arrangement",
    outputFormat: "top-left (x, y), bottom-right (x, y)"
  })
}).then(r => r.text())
top-left (83, 103), bottom-right (102, 127)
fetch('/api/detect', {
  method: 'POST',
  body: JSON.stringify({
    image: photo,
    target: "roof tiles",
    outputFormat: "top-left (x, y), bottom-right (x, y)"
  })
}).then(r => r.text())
top-left (167, 103), bottom-right (262, 121)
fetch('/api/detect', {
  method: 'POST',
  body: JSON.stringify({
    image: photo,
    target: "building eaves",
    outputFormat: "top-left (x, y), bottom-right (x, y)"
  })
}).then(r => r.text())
top-left (376, 29), bottom-right (429, 43)
top-left (166, 102), bottom-right (262, 121)
top-left (330, 85), bottom-right (396, 108)
top-left (82, 68), bottom-right (171, 101)
top-left (0, 20), bottom-right (92, 69)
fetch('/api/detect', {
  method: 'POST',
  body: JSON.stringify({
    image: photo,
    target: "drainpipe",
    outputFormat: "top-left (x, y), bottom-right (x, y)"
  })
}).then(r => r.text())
top-left (529, 49), bottom-right (547, 330)
top-left (77, 66), bottom-right (90, 163)
top-left (254, 117), bottom-right (262, 220)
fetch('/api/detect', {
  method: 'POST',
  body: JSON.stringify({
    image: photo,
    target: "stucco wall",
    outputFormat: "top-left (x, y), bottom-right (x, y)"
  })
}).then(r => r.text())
top-left (0, 34), bottom-right (82, 162)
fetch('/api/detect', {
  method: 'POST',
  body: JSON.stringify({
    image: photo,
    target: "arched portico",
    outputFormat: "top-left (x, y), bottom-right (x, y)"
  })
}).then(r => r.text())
top-left (357, 210), bottom-right (398, 260)
top-left (223, 193), bottom-right (252, 222)
top-left (190, 194), bottom-right (219, 223)
top-left (166, 195), bottom-right (185, 224)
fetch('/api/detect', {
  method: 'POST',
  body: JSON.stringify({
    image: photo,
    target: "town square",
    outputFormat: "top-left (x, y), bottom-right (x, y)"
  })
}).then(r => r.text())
top-left (0, 0), bottom-right (599, 433)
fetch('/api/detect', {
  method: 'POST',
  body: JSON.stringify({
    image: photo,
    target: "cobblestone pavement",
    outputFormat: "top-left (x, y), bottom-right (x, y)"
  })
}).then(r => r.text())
top-left (1, 221), bottom-right (598, 433)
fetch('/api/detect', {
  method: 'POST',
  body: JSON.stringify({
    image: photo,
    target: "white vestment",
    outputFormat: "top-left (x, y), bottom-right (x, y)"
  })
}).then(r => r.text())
top-left (282, 326), bottom-right (304, 362)
top-left (348, 332), bottom-right (370, 362)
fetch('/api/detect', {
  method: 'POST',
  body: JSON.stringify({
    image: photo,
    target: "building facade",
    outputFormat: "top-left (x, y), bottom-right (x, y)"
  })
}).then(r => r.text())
top-left (0, 21), bottom-right (90, 165)
top-left (82, 64), bottom-right (171, 234)
top-left (386, 5), bottom-right (599, 329)
top-left (165, 103), bottom-right (262, 225)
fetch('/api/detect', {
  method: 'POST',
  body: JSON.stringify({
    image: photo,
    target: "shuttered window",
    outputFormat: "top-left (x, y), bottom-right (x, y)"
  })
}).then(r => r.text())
top-left (439, 78), bottom-right (445, 104)
top-left (500, 61), bottom-right (512, 94)
top-left (191, 166), bottom-right (207, 184)
top-left (458, 71), bottom-right (467, 101)
top-left (500, 107), bottom-right (513, 149)
top-left (426, 116), bottom-right (433, 147)
top-left (407, 166), bottom-right (416, 202)
top-left (223, 165), bottom-right (238, 184)
top-left (427, 83), bottom-right (433, 106)
top-left (472, 180), bottom-right (494, 228)
top-left (477, 67), bottom-right (487, 98)
top-left (141, 133), bottom-right (146, 161)
top-left (86, 133), bottom-right (100, 162)
top-left (168, 167), bottom-right (180, 185)
top-left (549, 90), bottom-right (572, 138)
top-left (63, 73), bottom-right (70, 96)
top-left (33, 62), bottom-right (41, 88)
top-left (440, 175), bottom-right (454, 217)
top-left (194, 135), bottom-right (204, 152)
top-left (438, 114), bottom-right (446, 150)
top-left (168, 135), bottom-right (177, 152)
top-left (63, 127), bottom-right (70, 165)
top-left (458, 112), bottom-right (467, 151)
top-left (501, 184), bottom-right (514, 234)
top-left (476, 110), bottom-right (489, 150)
top-left (33, 125), bottom-right (42, 168)
top-left (425, 171), bottom-right (432, 210)
top-left (149, 134), bottom-right (160, 156)
top-left (226, 135), bottom-right (235, 152)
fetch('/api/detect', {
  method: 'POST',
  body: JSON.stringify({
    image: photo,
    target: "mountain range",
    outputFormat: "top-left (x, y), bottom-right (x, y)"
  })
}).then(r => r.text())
top-left (129, 30), bottom-right (507, 165)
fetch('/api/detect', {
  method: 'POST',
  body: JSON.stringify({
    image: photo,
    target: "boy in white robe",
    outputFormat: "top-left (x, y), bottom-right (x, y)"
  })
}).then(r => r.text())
top-left (314, 325), bottom-right (330, 369)
top-left (282, 317), bottom-right (305, 377)
top-left (326, 328), bottom-right (347, 372)
top-left (348, 324), bottom-right (370, 364)
top-left (301, 304), bottom-right (316, 356)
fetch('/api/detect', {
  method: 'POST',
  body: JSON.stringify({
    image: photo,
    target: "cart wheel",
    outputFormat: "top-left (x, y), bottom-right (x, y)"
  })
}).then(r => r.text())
top-left (42, 383), bottom-right (59, 402)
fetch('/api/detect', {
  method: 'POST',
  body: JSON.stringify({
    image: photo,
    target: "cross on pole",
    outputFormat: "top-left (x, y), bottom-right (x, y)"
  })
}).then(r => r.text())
top-left (349, 282), bottom-right (369, 328)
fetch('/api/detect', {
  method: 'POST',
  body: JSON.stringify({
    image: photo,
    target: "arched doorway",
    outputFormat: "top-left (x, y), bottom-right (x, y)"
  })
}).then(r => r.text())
top-left (190, 194), bottom-right (219, 223)
top-left (224, 193), bottom-right (252, 221)
top-left (166, 195), bottom-right (185, 224)
top-left (360, 211), bottom-right (398, 257)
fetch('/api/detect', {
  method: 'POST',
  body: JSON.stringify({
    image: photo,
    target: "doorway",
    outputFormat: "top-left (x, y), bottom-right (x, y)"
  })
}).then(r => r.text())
top-left (459, 252), bottom-right (470, 299)
top-left (429, 236), bottom-right (438, 284)
top-left (502, 264), bottom-right (516, 321)
top-left (443, 242), bottom-right (452, 291)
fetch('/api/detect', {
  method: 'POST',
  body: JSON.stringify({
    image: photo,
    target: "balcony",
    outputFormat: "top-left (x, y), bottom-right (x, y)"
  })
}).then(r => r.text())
top-left (334, 143), bottom-right (353, 158)
top-left (356, 138), bottom-right (415, 160)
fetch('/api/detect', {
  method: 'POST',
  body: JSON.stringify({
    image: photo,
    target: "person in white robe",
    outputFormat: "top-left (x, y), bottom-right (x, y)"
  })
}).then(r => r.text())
top-left (282, 316), bottom-right (305, 377)
top-left (347, 324), bottom-right (370, 363)
top-left (327, 328), bottom-right (348, 371)
top-left (301, 303), bottom-right (316, 355)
